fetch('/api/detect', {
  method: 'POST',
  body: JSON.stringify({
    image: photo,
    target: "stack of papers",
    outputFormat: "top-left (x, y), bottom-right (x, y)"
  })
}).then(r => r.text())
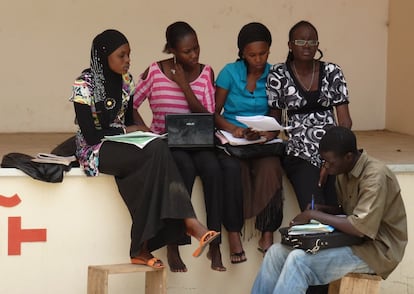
top-left (288, 223), bottom-right (335, 235)
top-left (236, 115), bottom-right (290, 131)
top-left (31, 153), bottom-right (77, 166)
top-left (103, 131), bottom-right (166, 149)
top-left (216, 130), bottom-right (267, 146)
top-left (216, 130), bottom-right (283, 146)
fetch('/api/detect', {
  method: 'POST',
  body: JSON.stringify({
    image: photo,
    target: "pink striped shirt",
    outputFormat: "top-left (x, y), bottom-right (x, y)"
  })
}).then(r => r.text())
top-left (133, 62), bottom-right (215, 134)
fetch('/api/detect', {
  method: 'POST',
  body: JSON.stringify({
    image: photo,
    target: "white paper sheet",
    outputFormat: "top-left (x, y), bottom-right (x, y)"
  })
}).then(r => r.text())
top-left (236, 115), bottom-right (290, 131)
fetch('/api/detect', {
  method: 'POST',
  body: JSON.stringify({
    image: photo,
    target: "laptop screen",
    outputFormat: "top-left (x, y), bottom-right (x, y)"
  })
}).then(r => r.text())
top-left (165, 113), bottom-right (215, 148)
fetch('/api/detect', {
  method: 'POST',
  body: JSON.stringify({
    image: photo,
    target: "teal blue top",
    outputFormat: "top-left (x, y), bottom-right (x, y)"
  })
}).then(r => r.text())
top-left (216, 60), bottom-right (271, 127)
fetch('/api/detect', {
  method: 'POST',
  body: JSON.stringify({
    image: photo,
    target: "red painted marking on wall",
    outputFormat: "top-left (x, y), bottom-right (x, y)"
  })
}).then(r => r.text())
top-left (0, 194), bottom-right (21, 207)
top-left (8, 217), bottom-right (47, 255)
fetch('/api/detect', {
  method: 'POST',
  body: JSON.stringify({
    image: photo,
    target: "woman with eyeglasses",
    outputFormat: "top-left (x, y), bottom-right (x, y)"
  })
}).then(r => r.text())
top-left (268, 21), bottom-right (352, 225)
top-left (266, 19), bottom-right (352, 294)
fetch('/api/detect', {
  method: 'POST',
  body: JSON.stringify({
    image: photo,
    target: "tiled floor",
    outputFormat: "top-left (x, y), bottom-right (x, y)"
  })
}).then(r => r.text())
top-left (0, 130), bottom-right (413, 165)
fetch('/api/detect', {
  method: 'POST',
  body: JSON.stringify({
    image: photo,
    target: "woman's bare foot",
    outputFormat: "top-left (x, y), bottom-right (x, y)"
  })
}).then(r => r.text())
top-left (167, 244), bottom-right (187, 272)
top-left (228, 231), bottom-right (247, 264)
top-left (207, 243), bottom-right (226, 271)
top-left (258, 231), bottom-right (274, 255)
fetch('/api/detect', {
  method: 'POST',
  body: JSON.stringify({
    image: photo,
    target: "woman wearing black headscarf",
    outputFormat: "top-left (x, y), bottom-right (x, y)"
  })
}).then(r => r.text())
top-left (214, 23), bottom-right (284, 263)
top-left (70, 29), bottom-right (219, 268)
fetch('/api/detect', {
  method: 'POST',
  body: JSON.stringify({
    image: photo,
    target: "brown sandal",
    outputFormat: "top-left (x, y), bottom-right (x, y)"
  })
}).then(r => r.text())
top-left (192, 231), bottom-right (220, 257)
top-left (131, 257), bottom-right (165, 269)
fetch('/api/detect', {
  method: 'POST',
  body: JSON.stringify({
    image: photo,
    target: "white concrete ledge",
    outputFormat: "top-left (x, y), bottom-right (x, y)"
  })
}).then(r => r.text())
top-left (388, 164), bottom-right (414, 173)
top-left (0, 167), bottom-right (412, 293)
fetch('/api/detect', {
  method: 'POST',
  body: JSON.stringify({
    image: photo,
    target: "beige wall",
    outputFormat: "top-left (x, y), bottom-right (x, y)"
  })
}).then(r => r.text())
top-left (0, 0), bottom-right (388, 133)
top-left (0, 168), bottom-right (412, 293)
top-left (386, 0), bottom-right (414, 136)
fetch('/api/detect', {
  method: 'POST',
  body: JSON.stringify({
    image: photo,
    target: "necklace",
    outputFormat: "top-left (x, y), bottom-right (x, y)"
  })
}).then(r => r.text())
top-left (292, 61), bottom-right (315, 91)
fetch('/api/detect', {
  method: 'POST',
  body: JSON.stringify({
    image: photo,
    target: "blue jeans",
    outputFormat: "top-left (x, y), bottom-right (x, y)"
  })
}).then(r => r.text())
top-left (251, 244), bottom-right (375, 294)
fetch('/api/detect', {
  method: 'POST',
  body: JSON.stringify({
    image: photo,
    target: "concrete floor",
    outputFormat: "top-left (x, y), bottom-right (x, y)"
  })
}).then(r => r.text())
top-left (354, 130), bottom-right (414, 164)
top-left (0, 130), bottom-right (413, 165)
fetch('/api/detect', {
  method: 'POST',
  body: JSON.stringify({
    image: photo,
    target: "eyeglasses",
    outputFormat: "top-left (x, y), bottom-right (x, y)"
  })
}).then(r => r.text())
top-left (321, 156), bottom-right (342, 169)
top-left (293, 40), bottom-right (319, 46)
top-left (321, 159), bottom-right (330, 168)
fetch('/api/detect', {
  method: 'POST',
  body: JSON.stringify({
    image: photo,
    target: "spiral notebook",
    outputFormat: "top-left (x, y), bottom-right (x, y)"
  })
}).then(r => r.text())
top-left (165, 113), bottom-right (215, 148)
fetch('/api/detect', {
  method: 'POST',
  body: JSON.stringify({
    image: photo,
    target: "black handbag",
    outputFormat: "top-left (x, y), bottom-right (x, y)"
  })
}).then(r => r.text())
top-left (1, 153), bottom-right (71, 183)
top-left (279, 227), bottom-right (365, 254)
top-left (218, 142), bottom-right (285, 159)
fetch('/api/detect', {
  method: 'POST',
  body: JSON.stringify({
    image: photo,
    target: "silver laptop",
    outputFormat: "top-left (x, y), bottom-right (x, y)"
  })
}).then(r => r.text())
top-left (165, 113), bottom-right (215, 148)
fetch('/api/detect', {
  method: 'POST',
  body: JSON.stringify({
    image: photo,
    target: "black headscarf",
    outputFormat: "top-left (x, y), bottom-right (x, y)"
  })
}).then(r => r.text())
top-left (90, 29), bottom-right (129, 128)
top-left (237, 22), bottom-right (272, 59)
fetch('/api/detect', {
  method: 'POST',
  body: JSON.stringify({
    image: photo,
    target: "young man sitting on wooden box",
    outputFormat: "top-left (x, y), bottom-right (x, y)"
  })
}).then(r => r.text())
top-left (251, 126), bottom-right (408, 294)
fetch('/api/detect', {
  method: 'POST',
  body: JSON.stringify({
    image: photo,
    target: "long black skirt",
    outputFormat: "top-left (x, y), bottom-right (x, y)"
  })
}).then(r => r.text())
top-left (98, 139), bottom-right (195, 257)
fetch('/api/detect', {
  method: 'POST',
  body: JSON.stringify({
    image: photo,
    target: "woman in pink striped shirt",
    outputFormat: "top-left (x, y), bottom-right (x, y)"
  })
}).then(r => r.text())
top-left (133, 21), bottom-right (225, 272)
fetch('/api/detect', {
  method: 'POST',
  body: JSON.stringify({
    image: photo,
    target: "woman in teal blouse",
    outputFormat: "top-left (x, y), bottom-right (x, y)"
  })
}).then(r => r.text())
top-left (215, 23), bottom-right (283, 264)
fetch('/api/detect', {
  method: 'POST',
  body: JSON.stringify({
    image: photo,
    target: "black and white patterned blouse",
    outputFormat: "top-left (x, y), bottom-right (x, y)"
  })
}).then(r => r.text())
top-left (267, 61), bottom-right (350, 167)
